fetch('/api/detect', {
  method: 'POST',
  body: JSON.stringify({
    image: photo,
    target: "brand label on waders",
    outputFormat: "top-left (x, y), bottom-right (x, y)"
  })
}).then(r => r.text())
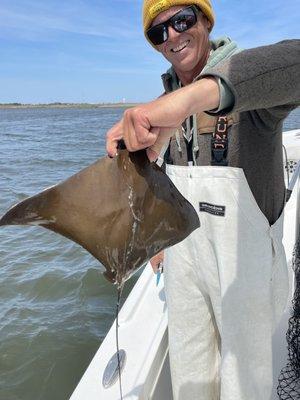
top-left (199, 202), bottom-right (226, 217)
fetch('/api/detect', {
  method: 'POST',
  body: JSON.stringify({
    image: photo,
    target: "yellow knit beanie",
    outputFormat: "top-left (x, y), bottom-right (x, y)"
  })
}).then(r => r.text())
top-left (143, 0), bottom-right (215, 45)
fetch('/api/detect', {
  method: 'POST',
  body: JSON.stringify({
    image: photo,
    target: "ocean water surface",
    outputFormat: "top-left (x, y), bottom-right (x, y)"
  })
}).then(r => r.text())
top-left (0, 106), bottom-right (299, 400)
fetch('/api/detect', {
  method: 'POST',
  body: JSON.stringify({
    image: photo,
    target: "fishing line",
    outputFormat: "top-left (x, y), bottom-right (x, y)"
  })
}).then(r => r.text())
top-left (116, 283), bottom-right (124, 400)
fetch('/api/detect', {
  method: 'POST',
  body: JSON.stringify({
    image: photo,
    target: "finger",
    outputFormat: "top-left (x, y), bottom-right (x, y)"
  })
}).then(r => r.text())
top-left (123, 109), bottom-right (156, 152)
top-left (145, 127), bottom-right (161, 161)
top-left (147, 127), bottom-right (175, 162)
top-left (107, 135), bottom-right (121, 157)
top-left (106, 120), bottom-right (123, 157)
top-left (150, 251), bottom-right (164, 273)
top-left (134, 111), bottom-right (157, 146)
top-left (151, 261), bottom-right (161, 274)
top-left (123, 110), bottom-right (139, 152)
top-left (147, 148), bottom-right (159, 163)
top-left (135, 125), bottom-right (158, 147)
top-left (150, 263), bottom-right (158, 273)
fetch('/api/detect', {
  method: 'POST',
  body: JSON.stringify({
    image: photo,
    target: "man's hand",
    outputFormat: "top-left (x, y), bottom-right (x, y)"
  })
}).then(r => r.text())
top-left (106, 98), bottom-right (184, 161)
top-left (150, 251), bottom-right (164, 274)
top-left (106, 77), bottom-right (220, 161)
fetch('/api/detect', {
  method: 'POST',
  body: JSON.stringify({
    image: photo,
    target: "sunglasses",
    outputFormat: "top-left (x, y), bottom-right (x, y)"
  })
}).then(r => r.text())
top-left (146, 5), bottom-right (199, 46)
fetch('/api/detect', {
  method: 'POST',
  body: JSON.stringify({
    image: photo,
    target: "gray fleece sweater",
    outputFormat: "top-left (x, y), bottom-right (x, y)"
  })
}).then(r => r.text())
top-left (162, 39), bottom-right (300, 225)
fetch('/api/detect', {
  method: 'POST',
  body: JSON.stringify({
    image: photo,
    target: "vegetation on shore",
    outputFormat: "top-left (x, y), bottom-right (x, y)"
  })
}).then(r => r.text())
top-left (0, 102), bottom-right (139, 109)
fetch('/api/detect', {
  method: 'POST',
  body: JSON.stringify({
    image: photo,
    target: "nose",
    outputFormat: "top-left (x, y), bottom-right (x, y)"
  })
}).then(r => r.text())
top-left (167, 25), bottom-right (181, 41)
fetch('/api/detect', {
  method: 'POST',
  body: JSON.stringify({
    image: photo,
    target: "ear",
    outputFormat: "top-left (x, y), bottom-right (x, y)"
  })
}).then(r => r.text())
top-left (200, 14), bottom-right (211, 31)
top-left (204, 16), bottom-right (212, 31)
top-left (206, 20), bottom-right (212, 33)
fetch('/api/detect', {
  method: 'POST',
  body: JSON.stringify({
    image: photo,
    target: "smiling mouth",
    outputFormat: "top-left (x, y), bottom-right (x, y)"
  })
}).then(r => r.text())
top-left (171, 40), bottom-right (190, 53)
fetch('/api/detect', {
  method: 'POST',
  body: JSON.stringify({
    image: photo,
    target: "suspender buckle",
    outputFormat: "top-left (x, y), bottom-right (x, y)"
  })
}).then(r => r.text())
top-left (211, 139), bottom-right (228, 166)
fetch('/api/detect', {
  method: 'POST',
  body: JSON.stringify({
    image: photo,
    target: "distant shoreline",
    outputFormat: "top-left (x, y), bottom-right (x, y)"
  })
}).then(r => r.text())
top-left (0, 102), bottom-right (139, 109)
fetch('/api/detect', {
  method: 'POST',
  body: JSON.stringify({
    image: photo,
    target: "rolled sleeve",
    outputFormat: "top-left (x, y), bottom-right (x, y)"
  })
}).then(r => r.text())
top-left (207, 77), bottom-right (235, 115)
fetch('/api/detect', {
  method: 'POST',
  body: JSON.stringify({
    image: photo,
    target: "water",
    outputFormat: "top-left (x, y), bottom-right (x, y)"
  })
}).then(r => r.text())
top-left (0, 107), bottom-right (139, 400)
top-left (0, 106), bottom-right (299, 400)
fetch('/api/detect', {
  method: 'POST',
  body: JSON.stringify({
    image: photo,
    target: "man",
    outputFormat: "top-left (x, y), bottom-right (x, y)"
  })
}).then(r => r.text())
top-left (106, 1), bottom-right (300, 399)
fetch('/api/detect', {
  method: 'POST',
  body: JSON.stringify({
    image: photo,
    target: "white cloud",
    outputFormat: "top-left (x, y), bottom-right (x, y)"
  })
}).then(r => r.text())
top-left (0, 0), bottom-right (142, 41)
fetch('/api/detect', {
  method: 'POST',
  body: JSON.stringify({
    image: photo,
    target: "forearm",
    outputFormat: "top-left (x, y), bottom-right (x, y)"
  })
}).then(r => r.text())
top-left (182, 77), bottom-right (220, 116)
top-left (106, 77), bottom-right (220, 158)
top-left (145, 76), bottom-right (220, 127)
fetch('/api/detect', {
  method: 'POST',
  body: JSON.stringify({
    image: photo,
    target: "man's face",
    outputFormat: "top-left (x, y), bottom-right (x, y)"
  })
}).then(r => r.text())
top-left (152, 5), bottom-right (211, 74)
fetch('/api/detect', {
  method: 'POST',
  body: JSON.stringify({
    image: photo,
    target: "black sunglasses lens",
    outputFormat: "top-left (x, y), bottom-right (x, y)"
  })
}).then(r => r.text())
top-left (147, 6), bottom-right (197, 46)
top-left (147, 24), bottom-right (167, 45)
top-left (173, 11), bottom-right (196, 32)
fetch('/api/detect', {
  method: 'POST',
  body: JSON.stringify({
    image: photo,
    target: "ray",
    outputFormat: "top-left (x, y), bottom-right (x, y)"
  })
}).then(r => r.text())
top-left (0, 148), bottom-right (200, 287)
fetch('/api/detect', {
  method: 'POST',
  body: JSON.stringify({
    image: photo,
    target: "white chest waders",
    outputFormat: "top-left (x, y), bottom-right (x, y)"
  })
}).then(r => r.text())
top-left (164, 165), bottom-right (289, 400)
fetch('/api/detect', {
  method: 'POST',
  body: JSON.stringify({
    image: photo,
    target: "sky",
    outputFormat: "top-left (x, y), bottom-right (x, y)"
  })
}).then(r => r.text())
top-left (0, 0), bottom-right (299, 104)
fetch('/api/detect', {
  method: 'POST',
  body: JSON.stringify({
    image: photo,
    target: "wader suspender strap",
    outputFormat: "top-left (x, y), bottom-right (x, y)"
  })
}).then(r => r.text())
top-left (211, 116), bottom-right (229, 166)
